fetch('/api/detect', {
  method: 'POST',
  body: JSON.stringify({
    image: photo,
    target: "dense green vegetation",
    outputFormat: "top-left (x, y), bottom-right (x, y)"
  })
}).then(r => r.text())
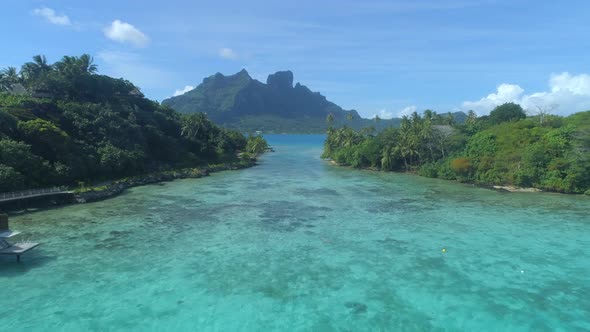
top-left (245, 135), bottom-right (269, 155)
top-left (0, 55), bottom-right (266, 192)
top-left (323, 105), bottom-right (590, 194)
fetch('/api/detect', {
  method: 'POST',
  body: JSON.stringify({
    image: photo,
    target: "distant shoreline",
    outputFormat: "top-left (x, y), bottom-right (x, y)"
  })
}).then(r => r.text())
top-left (326, 159), bottom-right (582, 195)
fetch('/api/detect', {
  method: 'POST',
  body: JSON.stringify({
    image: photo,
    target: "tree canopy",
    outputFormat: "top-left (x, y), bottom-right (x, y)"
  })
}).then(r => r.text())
top-left (0, 54), bottom-right (265, 192)
top-left (488, 102), bottom-right (526, 125)
top-left (323, 108), bottom-right (590, 194)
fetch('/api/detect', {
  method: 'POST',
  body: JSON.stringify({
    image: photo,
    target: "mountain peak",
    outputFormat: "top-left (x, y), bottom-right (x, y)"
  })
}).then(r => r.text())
top-left (201, 69), bottom-right (252, 87)
top-left (267, 71), bottom-right (293, 90)
top-left (162, 69), bottom-right (371, 133)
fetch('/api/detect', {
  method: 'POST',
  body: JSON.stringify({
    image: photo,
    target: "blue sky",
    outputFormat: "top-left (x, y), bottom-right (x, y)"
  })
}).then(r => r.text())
top-left (2, 0), bottom-right (590, 118)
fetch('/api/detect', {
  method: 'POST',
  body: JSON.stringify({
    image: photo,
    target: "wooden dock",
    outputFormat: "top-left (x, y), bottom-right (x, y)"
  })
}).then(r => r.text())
top-left (0, 242), bottom-right (40, 262)
top-left (0, 215), bottom-right (40, 262)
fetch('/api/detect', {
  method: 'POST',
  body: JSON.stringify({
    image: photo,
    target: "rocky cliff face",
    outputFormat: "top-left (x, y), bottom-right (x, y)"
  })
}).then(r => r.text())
top-left (266, 71), bottom-right (294, 91)
top-left (161, 69), bottom-right (361, 132)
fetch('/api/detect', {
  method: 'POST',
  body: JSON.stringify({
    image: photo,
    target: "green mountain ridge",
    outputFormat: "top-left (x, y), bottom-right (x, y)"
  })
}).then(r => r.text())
top-left (162, 69), bottom-right (466, 133)
top-left (162, 69), bottom-right (359, 133)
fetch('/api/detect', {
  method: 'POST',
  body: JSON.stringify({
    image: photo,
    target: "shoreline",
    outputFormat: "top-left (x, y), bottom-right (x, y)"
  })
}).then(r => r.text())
top-left (325, 159), bottom-right (582, 195)
top-left (489, 185), bottom-right (542, 193)
top-left (2, 159), bottom-right (258, 215)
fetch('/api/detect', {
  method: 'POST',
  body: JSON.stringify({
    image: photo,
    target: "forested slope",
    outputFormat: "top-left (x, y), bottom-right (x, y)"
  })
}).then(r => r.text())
top-left (0, 55), bottom-right (260, 192)
top-left (323, 103), bottom-right (590, 194)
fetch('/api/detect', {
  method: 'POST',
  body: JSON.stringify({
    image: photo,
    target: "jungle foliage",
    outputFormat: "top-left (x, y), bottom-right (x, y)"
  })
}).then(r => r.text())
top-left (0, 54), bottom-right (265, 192)
top-left (323, 105), bottom-right (590, 194)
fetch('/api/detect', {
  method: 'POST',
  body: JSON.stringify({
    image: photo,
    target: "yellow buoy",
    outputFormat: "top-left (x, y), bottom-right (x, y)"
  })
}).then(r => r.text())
top-left (442, 248), bottom-right (447, 253)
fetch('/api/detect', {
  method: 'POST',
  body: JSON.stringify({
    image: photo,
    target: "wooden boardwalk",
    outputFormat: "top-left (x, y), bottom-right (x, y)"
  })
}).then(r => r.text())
top-left (0, 187), bottom-right (73, 203)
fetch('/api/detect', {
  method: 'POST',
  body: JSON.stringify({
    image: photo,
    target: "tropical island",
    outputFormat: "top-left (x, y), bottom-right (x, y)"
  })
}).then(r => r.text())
top-left (2, 56), bottom-right (587, 197)
top-left (3, 3), bottom-right (590, 331)
top-left (322, 103), bottom-right (590, 194)
top-left (162, 69), bottom-right (467, 133)
top-left (0, 55), bottom-right (268, 195)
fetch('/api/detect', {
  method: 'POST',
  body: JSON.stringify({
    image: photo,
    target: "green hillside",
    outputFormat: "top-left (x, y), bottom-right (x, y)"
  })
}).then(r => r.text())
top-left (323, 104), bottom-right (590, 194)
top-left (0, 55), bottom-right (263, 192)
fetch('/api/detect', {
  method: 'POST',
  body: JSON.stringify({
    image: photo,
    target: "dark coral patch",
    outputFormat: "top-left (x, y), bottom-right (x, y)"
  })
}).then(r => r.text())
top-left (345, 302), bottom-right (368, 314)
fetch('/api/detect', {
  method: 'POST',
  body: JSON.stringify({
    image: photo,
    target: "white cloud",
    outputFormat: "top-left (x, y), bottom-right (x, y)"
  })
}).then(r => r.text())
top-left (373, 105), bottom-right (418, 119)
top-left (462, 84), bottom-right (524, 115)
top-left (104, 20), bottom-right (149, 47)
top-left (32, 7), bottom-right (71, 25)
top-left (375, 109), bottom-right (394, 119)
top-left (549, 72), bottom-right (590, 94)
top-left (397, 105), bottom-right (418, 118)
top-left (462, 72), bottom-right (590, 116)
top-left (219, 48), bottom-right (238, 60)
top-left (173, 85), bottom-right (194, 96)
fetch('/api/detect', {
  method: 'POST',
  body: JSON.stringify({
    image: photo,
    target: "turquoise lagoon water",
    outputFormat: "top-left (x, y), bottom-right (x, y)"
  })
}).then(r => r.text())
top-left (1, 134), bottom-right (589, 331)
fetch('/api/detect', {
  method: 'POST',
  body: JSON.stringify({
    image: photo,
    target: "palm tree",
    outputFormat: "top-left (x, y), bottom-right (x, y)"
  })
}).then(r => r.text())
top-left (21, 55), bottom-right (52, 82)
top-left (54, 54), bottom-right (98, 79)
top-left (331, 127), bottom-right (344, 149)
top-left (54, 56), bottom-right (79, 77)
top-left (246, 136), bottom-right (268, 154)
top-left (398, 116), bottom-right (416, 170)
top-left (381, 146), bottom-right (394, 170)
top-left (78, 54), bottom-right (98, 74)
top-left (326, 113), bottom-right (335, 128)
top-left (0, 73), bottom-right (8, 91)
top-left (49, 54), bottom-right (99, 100)
top-left (181, 113), bottom-right (212, 140)
top-left (181, 113), bottom-right (217, 154)
top-left (33, 55), bottom-right (50, 71)
top-left (341, 127), bottom-right (360, 148)
top-left (0, 67), bottom-right (20, 90)
top-left (1, 66), bottom-right (20, 82)
top-left (345, 113), bottom-right (354, 121)
top-left (400, 112), bottom-right (424, 164)
top-left (420, 116), bottom-right (435, 161)
top-left (322, 127), bottom-right (336, 158)
top-left (19, 55), bottom-right (55, 93)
